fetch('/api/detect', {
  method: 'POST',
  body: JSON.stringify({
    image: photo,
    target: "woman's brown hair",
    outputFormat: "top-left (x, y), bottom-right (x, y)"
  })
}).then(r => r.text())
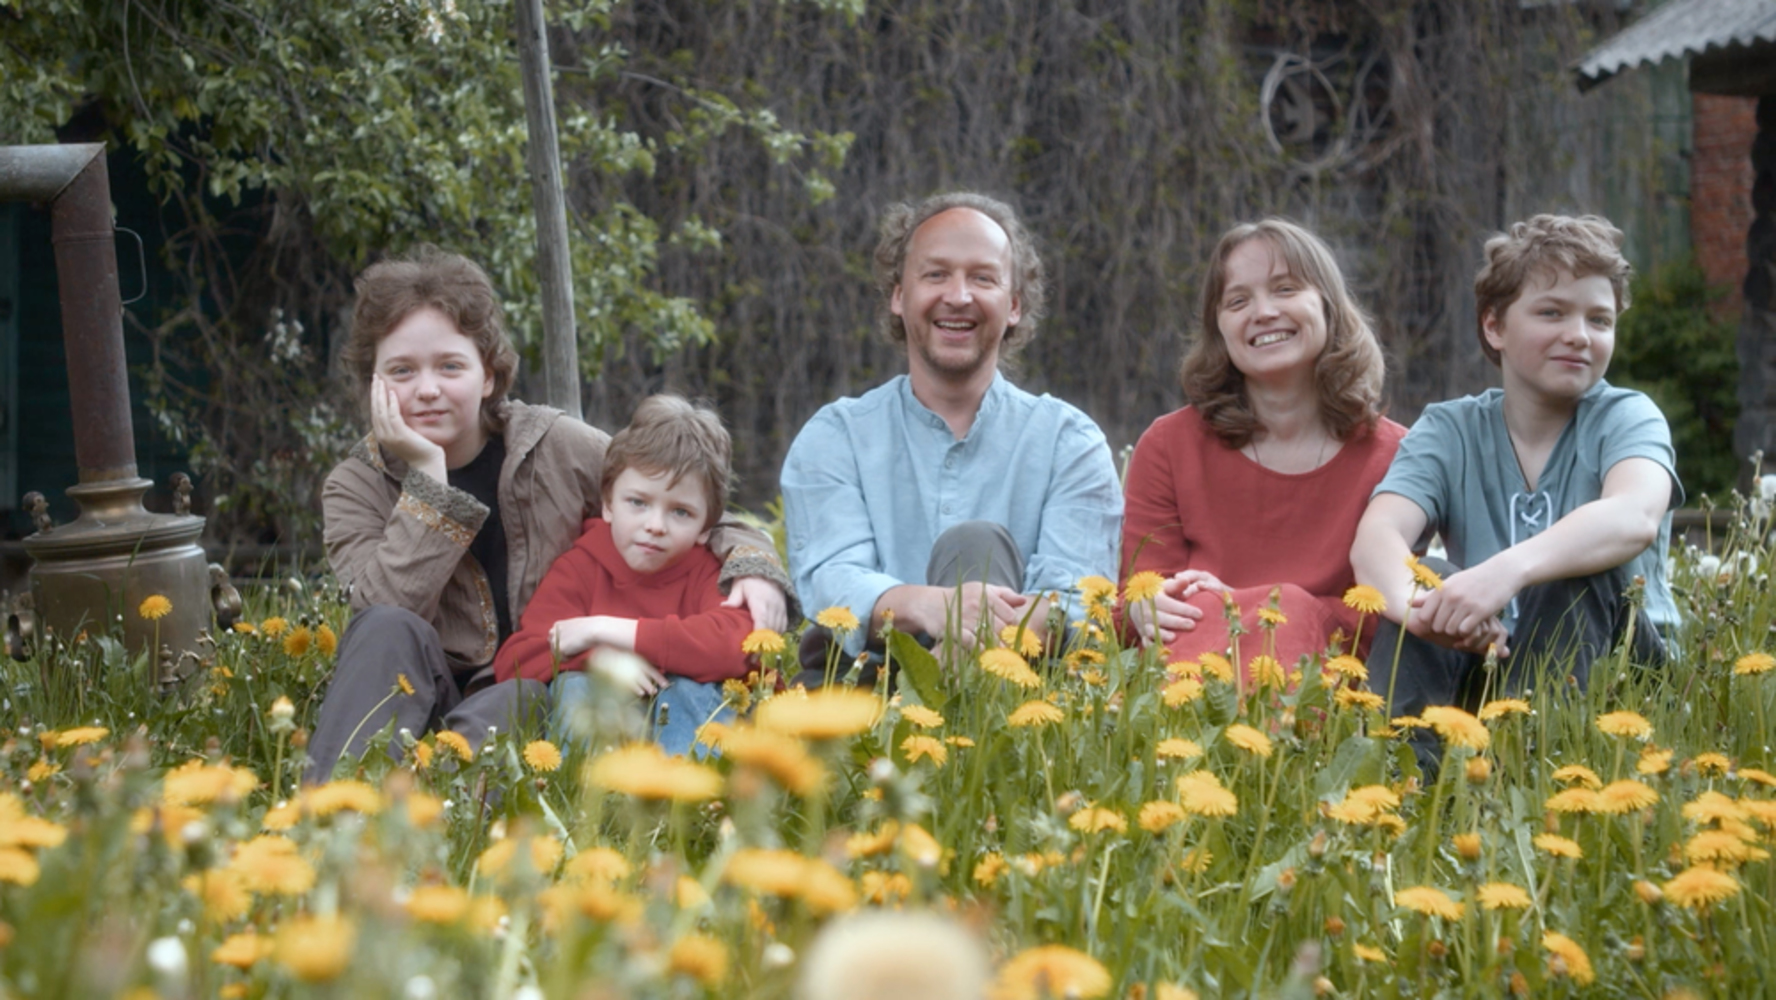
top-left (1179, 219), bottom-right (1385, 449)
top-left (340, 246), bottom-right (520, 433)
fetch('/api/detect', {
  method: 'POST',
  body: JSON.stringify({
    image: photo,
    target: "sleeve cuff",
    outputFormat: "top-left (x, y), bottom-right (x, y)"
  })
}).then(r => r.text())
top-left (718, 546), bottom-right (802, 623)
top-left (397, 468), bottom-right (489, 548)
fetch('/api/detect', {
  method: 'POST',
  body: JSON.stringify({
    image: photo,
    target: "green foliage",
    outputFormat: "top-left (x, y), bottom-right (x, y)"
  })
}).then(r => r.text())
top-left (1612, 256), bottom-right (1742, 498)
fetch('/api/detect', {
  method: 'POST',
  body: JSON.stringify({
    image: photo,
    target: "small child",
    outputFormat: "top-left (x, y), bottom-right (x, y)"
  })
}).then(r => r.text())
top-left (493, 395), bottom-right (752, 755)
top-left (1351, 214), bottom-right (1681, 771)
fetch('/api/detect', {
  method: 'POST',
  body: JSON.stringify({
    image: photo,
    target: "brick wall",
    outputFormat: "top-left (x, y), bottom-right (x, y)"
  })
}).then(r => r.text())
top-left (1693, 93), bottom-right (1758, 317)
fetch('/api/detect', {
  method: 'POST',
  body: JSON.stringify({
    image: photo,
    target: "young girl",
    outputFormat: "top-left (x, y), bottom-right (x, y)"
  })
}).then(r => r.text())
top-left (305, 247), bottom-right (788, 781)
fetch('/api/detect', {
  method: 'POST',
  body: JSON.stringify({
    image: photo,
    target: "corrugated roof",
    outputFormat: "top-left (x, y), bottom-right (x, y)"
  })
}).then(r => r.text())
top-left (1575, 0), bottom-right (1776, 86)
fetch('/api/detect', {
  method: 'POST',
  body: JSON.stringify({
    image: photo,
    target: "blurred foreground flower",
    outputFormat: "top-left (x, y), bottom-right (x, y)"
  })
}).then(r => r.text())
top-left (756, 689), bottom-right (881, 739)
top-left (275, 915), bottom-right (354, 983)
top-left (586, 744), bottom-right (723, 802)
top-left (799, 911), bottom-right (988, 1000)
top-left (992, 944), bottom-right (1111, 1000)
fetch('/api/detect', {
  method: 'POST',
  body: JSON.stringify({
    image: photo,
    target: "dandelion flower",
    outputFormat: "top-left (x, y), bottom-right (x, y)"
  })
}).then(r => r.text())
top-left (1683, 791), bottom-right (1747, 825)
top-left (1478, 699), bottom-right (1531, 721)
top-left (282, 626), bottom-right (312, 657)
top-left (563, 846), bottom-right (631, 884)
top-left (845, 823), bottom-right (900, 859)
top-left (741, 629), bottom-right (786, 656)
top-left (1334, 688), bottom-right (1384, 711)
top-left (1197, 652), bottom-right (1234, 683)
top-left (585, 744), bottom-right (723, 802)
top-left (815, 606), bottom-right (860, 632)
top-left (523, 740), bottom-right (563, 773)
top-left (1633, 880), bottom-right (1663, 904)
top-left (1596, 711), bottom-right (1653, 739)
top-left (1008, 700), bottom-right (1064, 728)
top-left (274, 915), bottom-right (354, 983)
top-left (992, 944), bottom-right (1112, 1000)
top-left (900, 705), bottom-right (945, 729)
top-left (755, 689), bottom-right (881, 739)
top-left (54, 726), bottom-right (109, 748)
top-left (725, 727), bottom-right (828, 793)
top-left (979, 648), bottom-right (1043, 689)
top-left (668, 934), bottom-right (729, 986)
top-left (396, 673), bottom-right (416, 696)
top-left (1545, 788), bottom-right (1603, 814)
top-left (1734, 652), bottom-right (1776, 676)
top-left (1452, 832), bottom-right (1482, 861)
top-left (1684, 830), bottom-right (1764, 867)
top-left (901, 825), bottom-right (944, 868)
top-left (315, 623), bottom-right (338, 656)
top-left (1077, 575), bottom-right (1116, 604)
top-left (1068, 807), bottom-right (1127, 835)
top-left (0, 848), bottom-right (40, 886)
top-left (973, 852), bottom-right (1008, 886)
top-left (1179, 847), bottom-right (1214, 873)
top-left (1223, 723), bottom-right (1273, 758)
top-left (946, 735), bottom-right (976, 748)
top-left (1552, 765), bottom-right (1602, 789)
top-left (1342, 585), bottom-right (1386, 615)
top-left (1161, 676), bottom-right (1204, 707)
top-left (1663, 865), bottom-right (1741, 910)
top-left (1421, 705), bottom-right (1489, 750)
top-left (1155, 738), bottom-right (1203, 761)
top-left (901, 734), bottom-right (948, 768)
top-left (211, 931), bottom-right (274, 969)
top-left (1248, 655), bottom-right (1284, 689)
top-left (1352, 943), bottom-right (1387, 963)
top-left (1533, 834), bottom-right (1582, 859)
top-left (1394, 886), bottom-right (1464, 921)
top-left (161, 760), bottom-right (258, 807)
top-left (232, 621), bottom-right (256, 634)
top-left (1138, 801), bottom-right (1185, 834)
top-left (1324, 655), bottom-right (1368, 682)
top-left (1405, 556), bottom-right (1443, 590)
top-left (138, 595), bottom-right (173, 620)
top-left (1123, 571), bottom-right (1165, 604)
top-left (228, 835), bottom-right (316, 895)
top-left (1256, 607), bottom-right (1287, 627)
top-left (259, 617), bottom-right (289, 638)
top-left (1465, 756), bottom-right (1493, 783)
top-left (1597, 780), bottom-right (1659, 814)
top-left (999, 625), bottom-right (1043, 658)
top-left (25, 760), bottom-right (57, 783)
top-left (406, 885), bottom-right (471, 924)
top-left (1637, 747), bottom-right (1674, 775)
top-left (434, 730), bottom-right (474, 762)
top-left (1692, 752), bottom-right (1732, 775)
top-left (303, 780), bottom-right (383, 817)
top-left (1175, 771), bottom-right (1238, 817)
top-left (1477, 883), bottom-right (1532, 910)
top-left (1736, 767), bottom-right (1776, 788)
top-left (1542, 932), bottom-right (1594, 986)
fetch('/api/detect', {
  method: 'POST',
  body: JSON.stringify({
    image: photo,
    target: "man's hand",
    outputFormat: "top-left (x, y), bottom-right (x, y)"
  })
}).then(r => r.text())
top-left (370, 374), bottom-right (448, 483)
top-left (875, 582), bottom-right (1042, 648)
top-left (722, 576), bottom-right (788, 632)
top-left (1407, 577), bottom-right (1513, 657)
top-left (1126, 570), bottom-right (1226, 645)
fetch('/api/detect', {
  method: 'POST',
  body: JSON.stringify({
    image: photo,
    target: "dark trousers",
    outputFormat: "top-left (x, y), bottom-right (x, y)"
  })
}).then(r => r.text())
top-left (1369, 557), bottom-right (1666, 775)
top-left (304, 605), bottom-right (545, 784)
top-left (798, 520), bottom-right (1027, 683)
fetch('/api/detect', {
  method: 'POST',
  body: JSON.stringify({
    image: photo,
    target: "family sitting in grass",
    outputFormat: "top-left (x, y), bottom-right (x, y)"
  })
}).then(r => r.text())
top-left (304, 192), bottom-right (1679, 781)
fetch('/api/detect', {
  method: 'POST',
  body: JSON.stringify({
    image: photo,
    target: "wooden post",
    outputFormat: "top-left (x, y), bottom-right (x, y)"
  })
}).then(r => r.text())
top-left (514, 0), bottom-right (581, 420)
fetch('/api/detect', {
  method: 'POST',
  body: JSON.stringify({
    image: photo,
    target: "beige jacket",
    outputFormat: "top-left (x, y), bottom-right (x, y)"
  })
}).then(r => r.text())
top-left (322, 400), bottom-right (787, 674)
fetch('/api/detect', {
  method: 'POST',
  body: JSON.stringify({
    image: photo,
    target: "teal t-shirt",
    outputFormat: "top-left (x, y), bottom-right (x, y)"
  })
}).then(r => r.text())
top-left (1373, 380), bottom-right (1682, 631)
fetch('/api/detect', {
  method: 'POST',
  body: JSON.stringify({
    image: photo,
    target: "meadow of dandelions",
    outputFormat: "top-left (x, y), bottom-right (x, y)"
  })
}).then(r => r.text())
top-left (5, 501), bottom-right (1776, 998)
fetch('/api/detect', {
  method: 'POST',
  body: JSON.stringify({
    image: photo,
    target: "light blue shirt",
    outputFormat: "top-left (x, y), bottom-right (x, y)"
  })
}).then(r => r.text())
top-left (782, 374), bottom-right (1123, 653)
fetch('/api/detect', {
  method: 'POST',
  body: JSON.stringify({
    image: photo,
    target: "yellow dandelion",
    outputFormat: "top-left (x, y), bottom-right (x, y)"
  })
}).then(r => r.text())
top-left (1683, 790), bottom-right (1747, 824)
top-left (1552, 764), bottom-right (1603, 789)
top-left (1478, 698), bottom-right (1531, 721)
top-left (25, 759), bottom-right (58, 783)
top-left (274, 915), bottom-right (354, 983)
top-left (1325, 655), bottom-right (1368, 682)
top-left (845, 822), bottom-right (900, 859)
top-left (138, 595), bottom-right (172, 620)
top-left (741, 629), bottom-right (786, 656)
top-left (1405, 555), bottom-right (1443, 590)
top-left (901, 734), bottom-right (949, 768)
top-left (723, 727), bottom-right (828, 794)
top-left (523, 740), bottom-right (562, 773)
top-left (755, 688), bottom-right (881, 739)
top-left (993, 944), bottom-right (1112, 1000)
top-left (815, 606), bottom-right (860, 632)
top-left (900, 705), bottom-right (945, 728)
top-left (1545, 788), bottom-right (1604, 814)
top-left (434, 730), bottom-right (473, 762)
top-left (1352, 943), bottom-right (1387, 963)
top-left (1477, 882), bottom-right (1532, 910)
top-left (282, 626), bottom-right (312, 657)
top-left (1737, 767), bottom-right (1776, 787)
top-left (1008, 700), bottom-right (1065, 728)
top-left (1394, 886), bottom-right (1464, 921)
top-left (946, 735), bottom-right (976, 748)
top-left (667, 933), bottom-right (729, 986)
top-left (1162, 676), bottom-right (1204, 707)
top-left (1077, 575), bottom-right (1116, 604)
top-left (973, 852), bottom-right (1008, 887)
top-left (232, 621), bottom-right (256, 634)
top-left (999, 624), bottom-right (1044, 658)
top-left (1346, 784), bottom-right (1402, 812)
top-left (585, 744), bottom-right (723, 802)
top-left (1334, 688), bottom-right (1384, 711)
top-left (1596, 711), bottom-right (1653, 739)
top-left (228, 835), bottom-right (316, 895)
top-left (1452, 832), bottom-right (1482, 861)
top-left (1068, 807), bottom-right (1127, 835)
top-left (1663, 865), bottom-right (1741, 909)
top-left (1684, 830), bottom-right (1764, 867)
top-left (673, 875), bottom-right (709, 909)
top-left (315, 623), bottom-right (338, 656)
top-left (1466, 756), bottom-right (1493, 783)
top-left (259, 617), bottom-right (289, 638)
top-left (1222, 723), bottom-right (1273, 758)
top-left (1743, 800), bottom-right (1776, 829)
top-left (1421, 705), bottom-right (1489, 750)
top-left (0, 848), bottom-right (40, 886)
top-left (979, 648), bottom-right (1043, 689)
top-left (1342, 585), bottom-right (1386, 615)
top-left (396, 673), bottom-right (416, 696)
top-left (54, 726), bottom-right (109, 748)
top-left (1256, 607), bottom-right (1286, 627)
top-left (1533, 834), bottom-right (1583, 859)
top-left (1248, 655), bottom-right (1284, 689)
top-left (409, 741), bottom-right (434, 771)
top-left (1155, 738), bottom-right (1203, 761)
top-left (1197, 652), bottom-right (1234, 683)
top-left (1542, 932), bottom-right (1594, 986)
top-left (564, 846), bottom-right (631, 884)
top-left (406, 885), bottom-right (472, 924)
top-left (1138, 800), bottom-right (1186, 834)
top-left (1179, 847), bottom-right (1213, 873)
top-left (1123, 571), bottom-right (1166, 604)
top-left (1634, 880), bottom-right (1663, 904)
top-left (1597, 779), bottom-right (1659, 814)
top-left (260, 801), bottom-right (301, 832)
top-left (1692, 752), bottom-right (1732, 775)
top-left (211, 931), bottom-right (275, 969)
top-left (302, 780), bottom-right (382, 817)
top-left (1175, 771), bottom-right (1238, 817)
top-left (1734, 652), bottom-right (1776, 676)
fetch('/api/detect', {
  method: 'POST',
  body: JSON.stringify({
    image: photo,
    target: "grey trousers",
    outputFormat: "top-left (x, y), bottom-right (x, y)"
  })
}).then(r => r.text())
top-left (304, 605), bottom-right (545, 784)
top-left (797, 520), bottom-right (1026, 682)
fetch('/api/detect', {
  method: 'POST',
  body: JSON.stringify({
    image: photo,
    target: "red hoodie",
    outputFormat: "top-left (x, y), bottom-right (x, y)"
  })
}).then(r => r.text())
top-left (493, 518), bottom-right (752, 684)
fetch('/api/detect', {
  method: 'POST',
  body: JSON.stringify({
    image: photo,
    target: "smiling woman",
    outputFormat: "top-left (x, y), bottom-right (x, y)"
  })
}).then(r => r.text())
top-left (1120, 220), bottom-right (1404, 683)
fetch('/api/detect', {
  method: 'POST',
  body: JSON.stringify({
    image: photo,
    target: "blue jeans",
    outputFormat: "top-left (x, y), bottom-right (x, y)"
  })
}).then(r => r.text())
top-left (550, 672), bottom-right (733, 757)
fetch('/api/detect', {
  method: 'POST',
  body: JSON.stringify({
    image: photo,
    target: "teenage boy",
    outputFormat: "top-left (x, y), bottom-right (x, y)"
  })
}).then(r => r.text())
top-left (1351, 214), bottom-right (1680, 770)
top-left (493, 395), bottom-right (757, 755)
